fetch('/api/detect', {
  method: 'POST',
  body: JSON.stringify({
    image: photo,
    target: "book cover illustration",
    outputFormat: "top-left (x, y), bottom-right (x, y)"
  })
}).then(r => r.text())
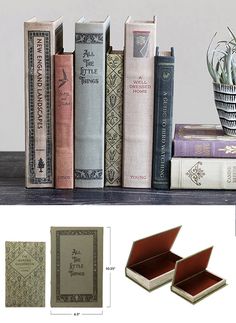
top-left (51, 227), bottom-right (103, 307)
top-left (5, 241), bottom-right (45, 307)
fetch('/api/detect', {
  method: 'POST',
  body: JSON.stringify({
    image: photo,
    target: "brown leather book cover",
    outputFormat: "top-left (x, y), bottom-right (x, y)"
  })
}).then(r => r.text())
top-left (171, 247), bottom-right (226, 303)
top-left (55, 53), bottom-right (74, 189)
top-left (126, 226), bottom-right (182, 290)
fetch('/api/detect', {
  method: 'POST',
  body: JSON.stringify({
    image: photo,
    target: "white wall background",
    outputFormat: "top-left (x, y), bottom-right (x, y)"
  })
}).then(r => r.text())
top-left (0, 0), bottom-right (235, 151)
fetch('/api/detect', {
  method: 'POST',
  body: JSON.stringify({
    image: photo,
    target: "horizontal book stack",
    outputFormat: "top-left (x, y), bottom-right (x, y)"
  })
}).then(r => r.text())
top-left (24, 16), bottom-right (175, 190)
top-left (171, 124), bottom-right (236, 189)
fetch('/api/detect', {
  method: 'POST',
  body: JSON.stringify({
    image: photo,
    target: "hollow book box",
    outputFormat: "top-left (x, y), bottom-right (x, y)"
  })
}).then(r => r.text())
top-left (171, 247), bottom-right (226, 303)
top-left (125, 226), bottom-right (182, 291)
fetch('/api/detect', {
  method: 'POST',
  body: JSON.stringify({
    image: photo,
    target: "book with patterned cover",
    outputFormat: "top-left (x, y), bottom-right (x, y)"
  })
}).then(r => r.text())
top-left (174, 124), bottom-right (236, 157)
top-left (105, 49), bottom-right (124, 186)
top-left (24, 17), bottom-right (63, 188)
top-left (171, 157), bottom-right (236, 189)
top-left (55, 52), bottom-right (74, 189)
top-left (51, 227), bottom-right (103, 307)
top-left (5, 241), bottom-right (45, 307)
top-left (74, 17), bottom-right (110, 188)
top-left (123, 17), bottom-right (157, 188)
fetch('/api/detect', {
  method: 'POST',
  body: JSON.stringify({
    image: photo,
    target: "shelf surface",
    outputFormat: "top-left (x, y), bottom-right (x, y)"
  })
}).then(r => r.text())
top-left (0, 152), bottom-right (236, 205)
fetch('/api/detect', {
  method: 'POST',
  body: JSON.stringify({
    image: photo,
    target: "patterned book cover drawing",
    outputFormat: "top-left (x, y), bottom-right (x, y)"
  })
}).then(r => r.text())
top-left (5, 241), bottom-right (45, 307)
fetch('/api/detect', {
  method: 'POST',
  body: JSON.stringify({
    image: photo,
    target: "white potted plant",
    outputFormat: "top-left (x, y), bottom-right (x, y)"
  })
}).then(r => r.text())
top-left (207, 27), bottom-right (236, 136)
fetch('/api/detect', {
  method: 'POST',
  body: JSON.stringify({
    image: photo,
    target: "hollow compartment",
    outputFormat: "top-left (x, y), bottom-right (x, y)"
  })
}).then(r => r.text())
top-left (175, 270), bottom-right (223, 296)
top-left (129, 251), bottom-right (182, 280)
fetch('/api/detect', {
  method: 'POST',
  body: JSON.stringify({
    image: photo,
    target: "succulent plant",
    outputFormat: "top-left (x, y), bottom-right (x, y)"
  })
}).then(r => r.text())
top-left (207, 27), bottom-right (236, 85)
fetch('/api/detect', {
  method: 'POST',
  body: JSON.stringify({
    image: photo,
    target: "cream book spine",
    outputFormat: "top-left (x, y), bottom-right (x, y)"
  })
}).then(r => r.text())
top-left (123, 16), bottom-right (157, 188)
top-left (24, 17), bottom-right (63, 188)
top-left (171, 157), bottom-right (236, 189)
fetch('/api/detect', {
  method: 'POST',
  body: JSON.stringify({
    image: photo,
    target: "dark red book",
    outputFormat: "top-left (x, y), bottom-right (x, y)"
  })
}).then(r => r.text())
top-left (55, 53), bottom-right (74, 189)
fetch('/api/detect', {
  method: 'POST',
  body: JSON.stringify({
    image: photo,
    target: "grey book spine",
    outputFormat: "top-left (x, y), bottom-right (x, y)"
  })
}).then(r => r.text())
top-left (24, 18), bottom-right (63, 188)
top-left (74, 17), bottom-right (110, 188)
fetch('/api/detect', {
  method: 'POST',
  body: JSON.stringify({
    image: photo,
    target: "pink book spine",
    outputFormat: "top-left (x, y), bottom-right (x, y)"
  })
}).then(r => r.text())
top-left (123, 17), bottom-right (157, 188)
top-left (55, 53), bottom-right (74, 189)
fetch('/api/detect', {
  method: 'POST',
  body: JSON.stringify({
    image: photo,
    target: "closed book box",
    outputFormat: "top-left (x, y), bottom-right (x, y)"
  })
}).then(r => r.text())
top-left (123, 17), bottom-right (157, 188)
top-left (24, 17), bottom-right (63, 188)
top-left (171, 247), bottom-right (226, 303)
top-left (51, 227), bottom-right (103, 307)
top-left (125, 226), bottom-right (182, 291)
top-left (55, 52), bottom-right (74, 189)
top-left (74, 17), bottom-right (110, 188)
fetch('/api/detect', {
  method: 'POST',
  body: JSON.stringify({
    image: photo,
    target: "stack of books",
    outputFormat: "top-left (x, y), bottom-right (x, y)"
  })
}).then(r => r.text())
top-left (171, 124), bottom-right (236, 189)
top-left (24, 16), bottom-right (175, 190)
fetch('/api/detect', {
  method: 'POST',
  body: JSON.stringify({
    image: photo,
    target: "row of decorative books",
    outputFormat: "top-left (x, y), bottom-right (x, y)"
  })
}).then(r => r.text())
top-left (171, 124), bottom-right (236, 189)
top-left (24, 16), bottom-right (175, 189)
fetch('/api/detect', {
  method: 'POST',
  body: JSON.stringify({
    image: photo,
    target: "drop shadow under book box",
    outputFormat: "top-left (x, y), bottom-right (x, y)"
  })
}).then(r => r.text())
top-left (125, 226), bottom-right (182, 291)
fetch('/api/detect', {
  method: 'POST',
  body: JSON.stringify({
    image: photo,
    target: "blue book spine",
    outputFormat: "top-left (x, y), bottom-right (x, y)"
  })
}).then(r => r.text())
top-left (152, 47), bottom-right (175, 189)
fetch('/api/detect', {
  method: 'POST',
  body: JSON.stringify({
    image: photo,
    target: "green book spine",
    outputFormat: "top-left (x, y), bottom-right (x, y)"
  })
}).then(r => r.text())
top-left (105, 50), bottom-right (124, 186)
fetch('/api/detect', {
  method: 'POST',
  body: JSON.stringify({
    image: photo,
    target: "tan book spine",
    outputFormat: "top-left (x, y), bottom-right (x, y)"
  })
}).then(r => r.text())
top-left (55, 53), bottom-right (74, 189)
top-left (24, 17), bottom-right (63, 188)
top-left (123, 17), bottom-right (157, 188)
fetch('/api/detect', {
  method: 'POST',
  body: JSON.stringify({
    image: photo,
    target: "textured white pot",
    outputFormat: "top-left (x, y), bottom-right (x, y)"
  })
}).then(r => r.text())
top-left (213, 83), bottom-right (236, 136)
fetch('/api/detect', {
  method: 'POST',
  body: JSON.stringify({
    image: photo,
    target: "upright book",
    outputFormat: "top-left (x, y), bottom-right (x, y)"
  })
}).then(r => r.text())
top-left (123, 16), bottom-right (157, 188)
top-left (171, 247), bottom-right (226, 303)
top-left (55, 52), bottom-right (74, 189)
top-left (51, 227), bottom-right (103, 307)
top-left (75, 17), bottom-right (110, 188)
top-left (152, 47), bottom-right (175, 190)
top-left (105, 49), bottom-right (124, 186)
top-left (24, 17), bottom-right (63, 188)
top-left (171, 157), bottom-right (236, 189)
top-left (5, 241), bottom-right (45, 307)
top-left (174, 124), bottom-right (236, 157)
